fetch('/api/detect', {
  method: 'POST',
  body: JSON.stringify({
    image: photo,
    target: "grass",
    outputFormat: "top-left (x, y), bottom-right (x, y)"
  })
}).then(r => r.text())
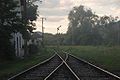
top-left (60, 46), bottom-right (120, 71)
top-left (0, 47), bottom-right (54, 80)
top-left (1, 46), bottom-right (119, 79)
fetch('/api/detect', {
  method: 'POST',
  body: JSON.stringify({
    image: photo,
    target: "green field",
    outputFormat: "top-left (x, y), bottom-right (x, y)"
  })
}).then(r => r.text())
top-left (60, 46), bottom-right (120, 73)
top-left (0, 48), bottom-right (54, 80)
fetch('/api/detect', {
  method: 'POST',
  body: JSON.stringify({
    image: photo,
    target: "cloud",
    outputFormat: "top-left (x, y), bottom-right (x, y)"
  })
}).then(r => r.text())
top-left (37, 15), bottom-right (66, 22)
top-left (38, 8), bottom-right (69, 16)
top-left (37, 0), bottom-right (74, 17)
top-left (80, 0), bottom-right (120, 17)
top-left (35, 0), bottom-right (120, 34)
top-left (59, 0), bottom-right (73, 8)
top-left (47, 16), bottom-right (65, 22)
top-left (35, 16), bottom-right (68, 34)
top-left (37, 0), bottom-right (120, 17)
top-left (38, 0), bottom-right (60, 8)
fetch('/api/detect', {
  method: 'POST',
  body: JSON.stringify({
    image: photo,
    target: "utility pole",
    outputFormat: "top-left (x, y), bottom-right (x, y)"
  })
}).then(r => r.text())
top-left (118, 22), bottom-right (120, 45)
top-left (57, 25), bottom-right (61, 48)
top-left (21, 0), bottom-right (43, 55)
top-left (70, 23), bottom-right (74, 45)
top-left (71, 25), bottom-right (74, 45)
top-left (21, 0), bottom-right (28, 55)
top-left (41, 17), bottom-right (46, 47)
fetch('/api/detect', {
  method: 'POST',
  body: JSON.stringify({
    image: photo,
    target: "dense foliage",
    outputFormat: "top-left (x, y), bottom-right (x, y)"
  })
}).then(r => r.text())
top-left (66, 5), bottom-right (120, 46)
top-left (26, 0), bottom-right (39, 33)
top-left (0, 0), bottom-right (39, 60)
top-left (0, 0), bottom-right (20, 59)
top-left (67, 6), bottom-right (120, 45)
top-left (44, 5), bottom-right (120, 46)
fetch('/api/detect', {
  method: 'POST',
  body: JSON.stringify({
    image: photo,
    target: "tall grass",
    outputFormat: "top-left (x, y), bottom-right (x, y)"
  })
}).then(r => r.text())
top-left (60, 46), bottom-right (120, 71)
top-left (0, 47), bottom-right (54, 80)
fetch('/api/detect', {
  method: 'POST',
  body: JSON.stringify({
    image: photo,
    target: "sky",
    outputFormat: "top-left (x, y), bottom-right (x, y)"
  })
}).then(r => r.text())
top-left (34, 0), bottom-right (120, 34)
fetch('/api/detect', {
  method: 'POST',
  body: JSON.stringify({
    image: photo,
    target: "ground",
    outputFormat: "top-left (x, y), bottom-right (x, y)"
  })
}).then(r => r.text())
top-left (0, 46), bottom-right (120, 79)
top-left (59, 46), bottom-right (120, 76)
top-left (0, 48), bottom-right (54, 80)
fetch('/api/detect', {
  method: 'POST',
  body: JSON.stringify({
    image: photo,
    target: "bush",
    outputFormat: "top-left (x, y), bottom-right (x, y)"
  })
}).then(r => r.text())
top-left (28, 44), bottom-right (39, 54)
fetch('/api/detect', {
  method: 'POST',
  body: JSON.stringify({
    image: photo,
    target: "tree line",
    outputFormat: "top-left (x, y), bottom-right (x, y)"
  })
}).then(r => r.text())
top-left (45, 5), bottom-right (120, 46)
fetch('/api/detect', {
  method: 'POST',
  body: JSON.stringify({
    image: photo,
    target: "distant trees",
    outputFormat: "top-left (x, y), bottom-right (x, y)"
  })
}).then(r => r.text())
top-left (66, 5), bottom-right (101, 45)
top-left (44, 33), bottom-right (57, 45)
top-left (37, 5), bottom-right (120, 46)
top-left (24, 4), bottom-right (119, 46)
top-left (44, 33), bottom-right (66, 45)
top-left (65, 5), bottom-right (120, 46)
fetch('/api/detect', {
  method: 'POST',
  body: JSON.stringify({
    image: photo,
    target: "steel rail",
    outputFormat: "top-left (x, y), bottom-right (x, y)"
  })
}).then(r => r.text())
top-left (44, 62), bottom-right (64, 80)
top-left (65, 52), bottom-right (68, 61)
top-left (8, 53), bottom-right (56, 80)
top-left (66, 52), bottom-right (120, 80)
top-left (44, 51), bottom-right (69, 80)
top-left (56, 52), bottom-right (80, 80)
top-left (44, 52), bottom-right (80, 80)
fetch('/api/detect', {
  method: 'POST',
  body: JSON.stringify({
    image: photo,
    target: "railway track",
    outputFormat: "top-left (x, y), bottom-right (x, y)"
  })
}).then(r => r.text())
top-left (8, 51), bottom-right (120, 80)
top-left (66, 53), bottom-right (120, 80)
top-left (44, 63), bottom-right (79, 80)
top-left (8, 54), bottom-right (62, 80)
top-left (44, 53), bottom-right (80, 80)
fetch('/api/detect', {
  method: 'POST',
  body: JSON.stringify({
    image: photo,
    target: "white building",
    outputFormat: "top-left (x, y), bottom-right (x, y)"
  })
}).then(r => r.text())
top-left (31, 31), bottom-right (42, 45)
top-left (27, 31), bottom-right (42, 46)
top-left (11, 32), bottom-right (25, 57)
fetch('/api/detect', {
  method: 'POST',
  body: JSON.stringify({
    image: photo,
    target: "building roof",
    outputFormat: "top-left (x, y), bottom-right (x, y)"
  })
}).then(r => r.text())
top-left (32, 31), bottom-right (42, 39)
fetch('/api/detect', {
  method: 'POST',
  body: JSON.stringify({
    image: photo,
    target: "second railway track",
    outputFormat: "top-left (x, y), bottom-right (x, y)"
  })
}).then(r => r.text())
top-left (66, 53), bottom-right (120, 80)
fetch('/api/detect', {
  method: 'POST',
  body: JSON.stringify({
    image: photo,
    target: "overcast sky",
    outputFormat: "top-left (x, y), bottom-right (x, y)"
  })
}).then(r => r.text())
top-left (34, 0), bottom-right (120, 34)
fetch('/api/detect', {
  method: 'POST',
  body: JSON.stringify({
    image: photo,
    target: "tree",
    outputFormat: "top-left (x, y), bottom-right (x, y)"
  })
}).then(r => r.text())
top-left (44, 33), bottom-right (58, 45)
top-left (0, 0), bottom-right (21, 59)
top-left (67, 5), bottom-right (102, 45)
top-left (0, 0), bottom-right (41, 59)
top-left (66, 5), bottom-right (120, 46)
top-left (25, 0), bottom-right (40, 33)
top-left (97, 16), bottom-right (120, 46)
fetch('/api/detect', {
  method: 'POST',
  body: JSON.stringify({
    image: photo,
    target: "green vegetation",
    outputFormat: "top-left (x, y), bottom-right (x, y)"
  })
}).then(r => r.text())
top-left (44, 5), bottom-right (120, 46)
top-left (0, 48), bottom-right (54, 80)
top-left (60, 46), bottom-right (120, 71)
top-left (0, 0), bottom-right (39, 60)
top-left (0, 0), bottom-right (20, 60)
top-left (66, 5), bottom-right (120, 46)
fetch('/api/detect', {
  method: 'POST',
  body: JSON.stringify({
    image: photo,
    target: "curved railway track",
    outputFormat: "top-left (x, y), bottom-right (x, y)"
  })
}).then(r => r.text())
top-left (8, 51), bottom-right (120, 80)
top-left (8, 54), bottom-right (62, 80)
top-left (66, 53), bottom-right (120, 80)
